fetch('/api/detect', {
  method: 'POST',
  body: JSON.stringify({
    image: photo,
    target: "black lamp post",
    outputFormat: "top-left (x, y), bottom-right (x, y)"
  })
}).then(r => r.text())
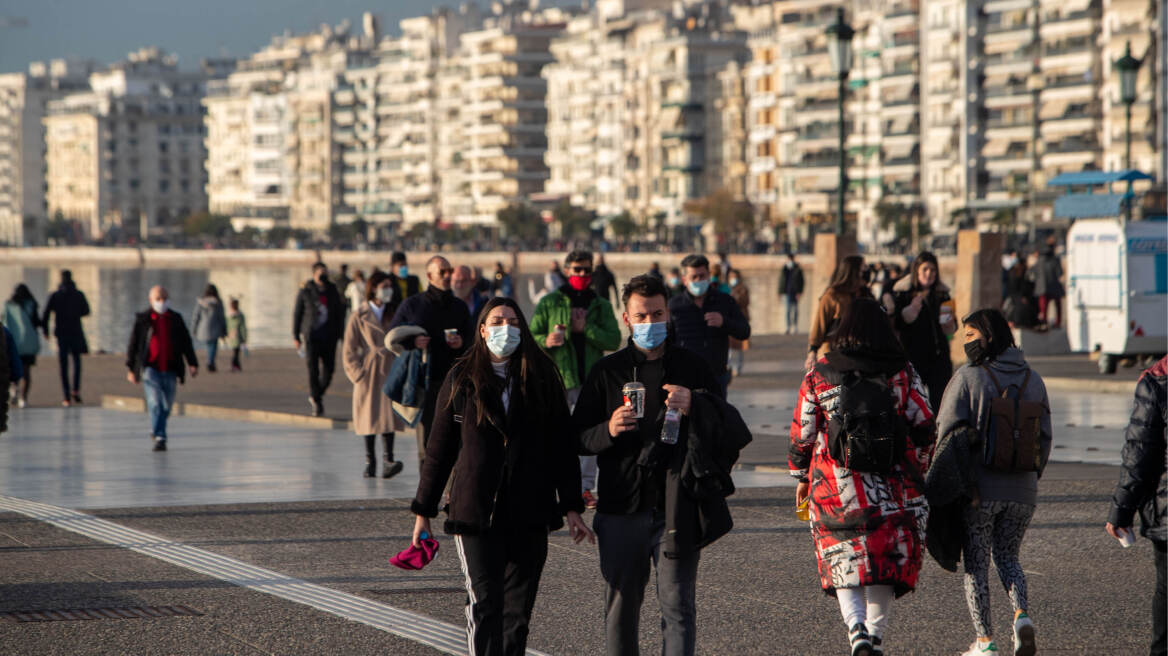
top-left (1115, 41), bottom-right (1142, 221)
top-left (826, 8), bottom-right (854, 236)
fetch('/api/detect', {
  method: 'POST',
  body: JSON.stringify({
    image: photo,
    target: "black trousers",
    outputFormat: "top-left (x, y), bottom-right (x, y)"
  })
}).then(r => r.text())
top-left (56, 341), bottom-right (81, 400)
top-left (453, 525), bottom-right (549, 656)
top-left (305, 338), bottom-right (337, 403)
top-left (1154, 539), bottom-right (1166, 656)
top-left (231, 346), bottom-right (242, 370)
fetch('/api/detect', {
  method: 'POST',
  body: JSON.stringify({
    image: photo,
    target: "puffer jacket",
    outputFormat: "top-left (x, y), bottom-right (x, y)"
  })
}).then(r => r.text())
top-left (1108, 357), bottom-right (1167, 541)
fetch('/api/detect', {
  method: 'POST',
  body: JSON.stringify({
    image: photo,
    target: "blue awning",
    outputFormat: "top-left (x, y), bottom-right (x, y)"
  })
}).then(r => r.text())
top-left (1048, 169), bottom-right (1154, 186)
top-left (1053, 193), bottom-right (1127, 219)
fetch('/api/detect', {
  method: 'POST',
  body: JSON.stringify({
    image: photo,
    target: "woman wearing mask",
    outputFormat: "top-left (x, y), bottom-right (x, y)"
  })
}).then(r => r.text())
top-left (790, 298), bottom-right (935, 656)
top-left (342, 271), bottom-right (405, 478)
top-left (805, 255), bottom-right (871, 370)
top-left (887, 252), bottom-right (956, 412)
top-left (3, 284), bottom-right (40, 407)
top-left (191, 284), bottom-right (227, 372)
top-left (936, 309), bottom-right (1051, 656)
top-left (411, 297), bottom-right (593, 656)
top-left (728, 268), bottom-right (751, 378)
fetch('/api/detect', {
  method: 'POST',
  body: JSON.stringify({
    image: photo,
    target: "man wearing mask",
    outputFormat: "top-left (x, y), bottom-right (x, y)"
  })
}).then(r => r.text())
top-left (531, 250), bottom-right (622, 508)
top-left (668, 254), bottom-right (750, 397)
top-left (572, 274), bottom-right (725, 656)
top-left (779, 253), bottom-right (804, 335)
top-left (667, 268), bottom-right (685, 298)
top-left (451, 265), bottom-right (486, 320)
top-left (293, 262), bottom-right (345, 417)
top-left (126, 286), bottom-right (198, 452)
top-left (389, 256), bottom-right (472, 458)
top-left (390, 252), bottom-right (422, 301)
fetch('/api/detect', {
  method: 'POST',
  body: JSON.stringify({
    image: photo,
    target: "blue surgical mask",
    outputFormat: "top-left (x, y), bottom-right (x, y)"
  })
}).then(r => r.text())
top-left (485, 325), bottom-right (521, 358)
top-left (631, 321), bottom-right (668, 350)
top-left (397, 265), bottom-right (409, 277)
top-left (687, 280), bottom-right (710, 297)
top-left (668, 277), bottom-right (680, 287)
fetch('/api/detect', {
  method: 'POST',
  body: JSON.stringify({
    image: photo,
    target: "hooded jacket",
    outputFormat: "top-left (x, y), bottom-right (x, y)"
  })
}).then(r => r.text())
top-left (191, 296), bottom-right (227, 342)
top-left (1108, 357), bottom-right (1167, 541)
top-left (529, 286), bottom-right (621, 390)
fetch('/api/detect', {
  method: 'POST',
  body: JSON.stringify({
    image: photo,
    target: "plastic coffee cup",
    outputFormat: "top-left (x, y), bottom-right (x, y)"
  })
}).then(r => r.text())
top-left (554, 324), bottom-right (566, 335)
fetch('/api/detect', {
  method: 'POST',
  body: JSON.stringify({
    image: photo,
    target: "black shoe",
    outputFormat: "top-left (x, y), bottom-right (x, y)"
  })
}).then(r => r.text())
top-left (382, 460), bottom-right (404, 479)
top-left (363, 460), bottom-right (375, 478)
top-left (152, 438), bottom-right (167, 452)
top-left (849, 623), bottom-right (872, 656)
top-left (207, 363), bottom-right (217, 373)
top-left (72, 393), bottom-right (82, 405)
top-left (871, 636), bottom-right (883, 656)
top-left (308, 397), bottom-right (323, 417)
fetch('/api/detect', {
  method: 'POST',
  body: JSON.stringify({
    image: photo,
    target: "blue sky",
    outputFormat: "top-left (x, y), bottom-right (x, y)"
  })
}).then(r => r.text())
top-left (0, 0), bottom-right (465, 73)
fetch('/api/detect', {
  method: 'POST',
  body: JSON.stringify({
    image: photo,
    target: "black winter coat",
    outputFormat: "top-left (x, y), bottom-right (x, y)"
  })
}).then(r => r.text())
top-left (667, 290), bottom-right (750, 384)
top-left (590, 264), bottom-right (619, 308)
top-left (42, 282), bottom-right (90, 352)
top-left (1109, 358), bottom-right (1167, 541)
top-left (410, 365), bottom-right (584, 534)
top-left (924, 424), bottom-right (981, 571)
top-left (292, 279), bottom-right (344, 343)
top-left (126, 310), bottom-right (199, 383)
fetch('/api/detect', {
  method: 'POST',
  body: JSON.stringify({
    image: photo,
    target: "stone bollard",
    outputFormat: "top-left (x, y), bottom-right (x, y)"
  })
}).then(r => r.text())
top-left (951, 230), bottom-right (1004, 364)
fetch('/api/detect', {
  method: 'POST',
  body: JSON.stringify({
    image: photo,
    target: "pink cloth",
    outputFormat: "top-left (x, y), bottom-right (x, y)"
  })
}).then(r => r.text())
top-left (389, 537), bottom-right (439, 570)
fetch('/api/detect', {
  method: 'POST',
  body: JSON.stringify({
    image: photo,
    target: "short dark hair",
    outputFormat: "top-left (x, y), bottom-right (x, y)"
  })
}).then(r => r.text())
top-left (962, 308), bottom-right (1016, 360)
top-left (340, 264), bottom-right (349, 273)
top-left (312, 261), bottom-right (327, 273)
top-left (565, 250), bottom-right (593, 266)
top-left (391, 252), bottom-right (407, 265)
top-left (622, 274), bottom-right (668, 305)
top-left (680, 254), bottom-right (709, 270)
top-left (830, 298), bottom-right (904, 356)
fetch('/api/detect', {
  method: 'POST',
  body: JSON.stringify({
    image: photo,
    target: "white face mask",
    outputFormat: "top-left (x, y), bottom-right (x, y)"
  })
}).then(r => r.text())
top-left (151, 299), bottom-right (169, 314)
top-left (376, 287), bottom-right (394, 304)
top-left (485, 324), bottom-right (521, 358)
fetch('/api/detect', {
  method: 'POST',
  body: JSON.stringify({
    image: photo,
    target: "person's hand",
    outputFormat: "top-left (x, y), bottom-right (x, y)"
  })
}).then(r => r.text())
top-left (414, 335), bottom-right (431, 350)
top-left (662, 384), bottom-right (692, 414)
top-left (803, 351), bottom-right (816, 371)
top-left (565, 511), bottom-right (595, 545)
top-left (911, 293), bottom-right (925, 308)
top-left (447, 334), bottom-right (463, 350)
top-left (796, 481), bottom-right (810, 506)
top-left (1105, 522), bottom-right (1130, 540)
top-left (546, 331), bottom-right (565, 348)
top-left (293, 339), bottom-right (301, 350)
top-left (608, 404), bottom-right (637, 437)
top-left (126, 371), bottom-right (139, 385)
top-left (189, 365), bottom-right (198, 379)
top-left (412, 515), bottom-right (432, 548)
top-left (704, 312), bottom-right (724, 328)
top-left (570, 308), bottom-right (587, 333)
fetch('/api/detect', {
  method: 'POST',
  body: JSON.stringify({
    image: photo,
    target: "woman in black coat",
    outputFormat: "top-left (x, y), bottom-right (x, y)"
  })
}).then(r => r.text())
top-left (887, 251), bottom-right (957, 412)
top-left (410, 297), bottom-right (594, 656)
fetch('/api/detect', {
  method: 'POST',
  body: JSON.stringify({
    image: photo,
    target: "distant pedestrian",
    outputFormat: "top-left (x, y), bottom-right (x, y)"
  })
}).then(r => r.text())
top-left (345, 270), bottom-right (367, 313)
top-left (391, 252), bottom-right (422, 301)
top-left (805, 255), bottom-right (870, 371)
top-left (1002, 260), bottom-right (1037, 329)
top-left (452, 265), bottom-right (487, 320)
top-left (888, 252), bottom-right (956, 412)
top-left (666, 268), bottom-right (684, 297)
top-left (591, 253), bottom-right (620, 309)
top-left (0, 325), bottom-right (22, 433)
top-left (647, 261), bottom-right (664, 282)
top-left (790, 298), bottom-right (935, 656)
top-left (42, 269), bottom-right (90, 406)
top-left (126, 286), bottom-right (198, 452)
top-left (1106, 355), bottom-right (1166, 656)
top-left (4, 284), bottom-right (40, 408)
top-left (334, 264), bottom-right (353, 302)
top-left (489, 261), bottom-right (514, 298)
top-left (293, 262), bottom-right (345, 417)
top-left (191, 284), bottom-right (228, 373)
top-left (936, 309), bottom-right (1051, 656)
top-left (669, 254), bottom-right (750, 396)
top-left (727, 269), bottom-right (751, 378)
top-left (779, 253), bottom-right (804, 334)
top-left (1031, 241), bottom-right (1064, 330)
top-left (709, 263), bottom-right (731, 295)
top-left (389, 256), bottom-right (472, 461)
top-left (411, 297), bottom-right (594, 656)
top-left (343, 270), bottom-right (405, 479)
top-left (225, 298), bottom-right (247, 372)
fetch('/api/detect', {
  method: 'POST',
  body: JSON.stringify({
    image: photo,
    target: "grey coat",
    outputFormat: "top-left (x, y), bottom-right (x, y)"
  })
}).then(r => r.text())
top-left (191, 297), bottom-right (227, 342)
top-left (935, 347), bottom-right (1053, 506)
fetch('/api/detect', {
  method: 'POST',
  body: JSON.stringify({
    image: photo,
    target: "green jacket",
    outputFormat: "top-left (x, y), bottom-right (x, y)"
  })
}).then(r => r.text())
top-left (530, 289), bottom-right (621, 390)
top-left (225, 312), bottom-right (247, 349)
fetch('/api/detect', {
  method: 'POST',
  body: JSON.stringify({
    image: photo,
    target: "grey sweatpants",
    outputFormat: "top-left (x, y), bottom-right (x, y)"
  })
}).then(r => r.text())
top-left (594, 510), bottom-right (699, 656)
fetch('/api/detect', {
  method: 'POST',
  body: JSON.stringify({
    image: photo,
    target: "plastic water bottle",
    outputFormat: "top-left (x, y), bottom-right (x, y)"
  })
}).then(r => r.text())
top-left (660, 408), bottom-right (681, 444)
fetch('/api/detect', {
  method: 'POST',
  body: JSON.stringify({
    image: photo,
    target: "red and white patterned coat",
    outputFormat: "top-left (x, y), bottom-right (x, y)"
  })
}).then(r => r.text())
top-left (788, 359), bottom-right (935, 596)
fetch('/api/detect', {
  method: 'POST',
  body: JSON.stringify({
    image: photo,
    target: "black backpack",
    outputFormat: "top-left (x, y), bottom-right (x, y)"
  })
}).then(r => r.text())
top-left (818, 365), bottom-right (907, 473)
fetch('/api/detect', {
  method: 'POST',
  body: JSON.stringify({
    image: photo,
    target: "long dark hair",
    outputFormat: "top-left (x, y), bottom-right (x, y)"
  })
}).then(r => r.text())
top-left (962, 308), bottom-right (1016, 361)
top-left (10, 284), bottom-right (33, 305)
top-left (447, 297), bottom-right (565, 424)
top-left (907, 251), bottom-right (941, 294)
top-left (830, 297), bottom-right (905, 356)
top-left (827, 255), bottom-right (866, 296)
top-left (202, 284), bottom-right (220, 300)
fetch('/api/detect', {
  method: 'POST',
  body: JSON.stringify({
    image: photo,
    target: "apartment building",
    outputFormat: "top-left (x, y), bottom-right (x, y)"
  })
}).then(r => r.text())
top-left (0, 59), bottom-right (95, 245)
top-left (43, 48), bottom-right (217, 240)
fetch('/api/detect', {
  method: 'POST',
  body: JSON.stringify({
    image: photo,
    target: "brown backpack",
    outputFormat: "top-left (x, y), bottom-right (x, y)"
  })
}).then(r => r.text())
top-left (981, 366), bottom-right (1043, 472)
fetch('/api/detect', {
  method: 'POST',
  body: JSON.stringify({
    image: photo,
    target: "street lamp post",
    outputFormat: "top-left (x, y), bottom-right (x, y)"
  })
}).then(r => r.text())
top-left (826, 8), bottom-right (854, 236)
top-left (1115, 41), bottom-right (1142, 221)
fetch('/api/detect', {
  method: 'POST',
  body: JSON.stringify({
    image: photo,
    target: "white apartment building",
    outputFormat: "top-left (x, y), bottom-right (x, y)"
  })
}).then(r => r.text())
top-left (43, 48), bottom-right (217, 240)
top-left (0, 59), bottom-right (95, 245)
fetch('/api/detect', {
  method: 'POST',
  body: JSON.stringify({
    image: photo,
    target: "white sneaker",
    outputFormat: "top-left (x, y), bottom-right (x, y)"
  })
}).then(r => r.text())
top-left (16, 398), bottom-right (25, 408)
top-left (1013, 612), bottom-right (1036, 656)
top-left (849, 623), bottom-right (873, 656)
top-left (961, 640), bottom-right (999, 655)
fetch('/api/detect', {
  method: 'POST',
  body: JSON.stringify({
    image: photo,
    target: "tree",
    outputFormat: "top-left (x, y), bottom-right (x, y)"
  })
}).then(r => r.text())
top-left (683, 187), bottom-right (755, 245)
top-left (877, 200), bottom-right (930, 249)
top-left (609, 211), bottom-right (638, 242)
top-left (552, 199), bottom-right (593, 240)
top-left (182, 212), bottom-right (233, 239)
top-left (496, 203), bottom-right (544, 241)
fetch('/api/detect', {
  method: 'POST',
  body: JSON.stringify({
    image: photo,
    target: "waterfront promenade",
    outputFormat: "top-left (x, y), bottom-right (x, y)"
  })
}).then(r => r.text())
top-left (0, 335), bottom-right (1157, 654)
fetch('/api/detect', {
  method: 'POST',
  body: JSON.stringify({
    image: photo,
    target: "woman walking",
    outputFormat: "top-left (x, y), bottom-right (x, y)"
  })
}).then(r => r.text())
top-left (805, 255), bottom-right (871, 370)
top-left (728, 268), bottom-right (751, 377)
top-left (936, 309), bottom-right (1052, 656)
top-left (887, 252), bottom-right (956, 412)
top-left (410, 297), bottom-right (593, 656)
top-left (342, 271), bottom-right (404, 479)
top-left (191, 284), bottom-right (227, 372)
top-left (225, 298), bottom-right (248, 372)
top-left (3, 284), bottom-right (40, 407)
top-left (790, 298), bottom-right (935, 656)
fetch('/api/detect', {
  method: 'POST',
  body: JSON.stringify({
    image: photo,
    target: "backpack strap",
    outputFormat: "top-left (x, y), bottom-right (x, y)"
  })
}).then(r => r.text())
top-left (1019, 367), bottom-right (1032, 395)
top-left (980, 365), bottom-right (1006, 398)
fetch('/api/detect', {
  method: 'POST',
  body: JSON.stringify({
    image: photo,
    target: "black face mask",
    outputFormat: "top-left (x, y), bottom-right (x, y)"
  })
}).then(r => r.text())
top-left (964, 340), bottom-right (988, 365)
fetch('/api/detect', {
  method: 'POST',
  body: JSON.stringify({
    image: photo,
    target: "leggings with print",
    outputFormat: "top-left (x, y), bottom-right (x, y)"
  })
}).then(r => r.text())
top-left (962, 501), bottom-right (1035, 637)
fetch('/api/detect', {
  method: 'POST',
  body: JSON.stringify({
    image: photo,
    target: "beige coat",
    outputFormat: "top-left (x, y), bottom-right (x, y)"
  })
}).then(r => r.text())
top-left (343, 303), bottom-right (404, 436)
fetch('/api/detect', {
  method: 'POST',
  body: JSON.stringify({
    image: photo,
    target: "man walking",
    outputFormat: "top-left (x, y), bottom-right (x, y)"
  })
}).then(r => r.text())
top-left (591, 253), bottom-right (620, 309)
top-left (451, 265), bottom-right (486, 320)
top-left (389, 256), bottom-right (472, 458)
top-left (42, 269), bottom-right (90, 406)
top-left (126, 286), bottom-right (198, 452)
top-left (293, 262), bottom-right (345, 417)
top-left (390, 252), bottom-right (422, 301)
top-left (531, 250), bottom-right (621, 508)
top-left (779, 253), bottom-right (804, 334)
top-left (668, 254), bottom-right (750, 397)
